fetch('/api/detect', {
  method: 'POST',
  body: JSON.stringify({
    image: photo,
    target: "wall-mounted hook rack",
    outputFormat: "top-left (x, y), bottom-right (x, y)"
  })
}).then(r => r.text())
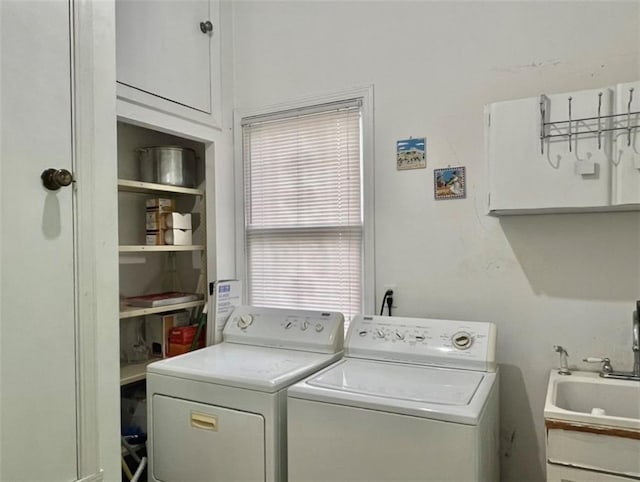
top-left (538, 88), bottom-right (639, 154)
top-left (597, 92), bottom-right (602, 150)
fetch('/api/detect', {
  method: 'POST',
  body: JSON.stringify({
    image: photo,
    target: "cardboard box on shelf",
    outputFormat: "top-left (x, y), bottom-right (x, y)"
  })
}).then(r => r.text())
top-left (146, 212), bottom-right (163, 231)
top-left (145, 310), bottom-right (190, 358)
top-left (168, 324), bottom-right (200, 345)
top-left (164, 228), bottom-right (192, 246)
top-left (167, 340), bottom-right (204, 357)
top-left (146, 212), bottom-right (192, 231)
top-left (145, 212), bottom-right (161, 231)
top-left (145, 198), bottom-right (175, 212)
top-left (145, 230), bottom-right (165, 245)
top-left (167, 324), bottom-right (205, 357)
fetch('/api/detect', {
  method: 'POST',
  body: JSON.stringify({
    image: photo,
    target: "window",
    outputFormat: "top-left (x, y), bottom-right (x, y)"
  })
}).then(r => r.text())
top-left (238, 93), bottom-right (373, 324)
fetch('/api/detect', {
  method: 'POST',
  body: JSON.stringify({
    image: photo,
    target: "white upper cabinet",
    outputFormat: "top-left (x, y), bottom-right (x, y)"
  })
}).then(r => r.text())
top-left (486, 84), bottom-right (640, 215)
top-left (116, 0), bottom-right (221, 130)
top-left (613, 81), bottom-right (640, 206)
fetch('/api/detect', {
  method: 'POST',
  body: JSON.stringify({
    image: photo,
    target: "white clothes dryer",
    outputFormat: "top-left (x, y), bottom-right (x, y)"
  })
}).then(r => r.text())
top-left (287, 314), bottom-right (499, 482)
top-left (147, 306), bottom-right (344, 482)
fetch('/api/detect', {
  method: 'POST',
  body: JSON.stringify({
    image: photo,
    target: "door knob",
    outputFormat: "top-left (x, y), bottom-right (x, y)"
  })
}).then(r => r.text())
top-left (200, 20), bottom-right (213, 34)
top-left (41, 168), bottom-right (73, 191)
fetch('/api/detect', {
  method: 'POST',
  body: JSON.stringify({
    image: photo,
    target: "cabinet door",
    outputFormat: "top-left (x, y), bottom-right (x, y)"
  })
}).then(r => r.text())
top-left (1, 0), bottom-right (78, 479)
top-left (612, 81), bottom-right (640, 206)
top-left (487, 88), bottom-right (613, 214)
top-left (116, 0), bottom-right (212, 113)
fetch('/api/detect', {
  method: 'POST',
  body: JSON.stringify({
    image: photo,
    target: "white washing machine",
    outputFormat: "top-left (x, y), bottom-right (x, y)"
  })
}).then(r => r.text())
top-left (287, 314), bottom-right (499, 482)
top-left (146, 306), bottom-right (344, 482)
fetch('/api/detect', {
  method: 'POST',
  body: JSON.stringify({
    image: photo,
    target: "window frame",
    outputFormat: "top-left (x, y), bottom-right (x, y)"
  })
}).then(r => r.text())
top-left (233, 86), bottom-right (375, 317)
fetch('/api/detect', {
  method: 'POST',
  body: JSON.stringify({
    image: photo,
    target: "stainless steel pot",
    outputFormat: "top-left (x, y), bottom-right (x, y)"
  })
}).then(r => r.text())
top-left (138, 146), bottom-right (196, 188)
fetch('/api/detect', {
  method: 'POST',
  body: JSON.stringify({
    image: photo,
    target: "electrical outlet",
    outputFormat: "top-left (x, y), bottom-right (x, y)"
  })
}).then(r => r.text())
top-left (383, 284), bottom-right (397, 309)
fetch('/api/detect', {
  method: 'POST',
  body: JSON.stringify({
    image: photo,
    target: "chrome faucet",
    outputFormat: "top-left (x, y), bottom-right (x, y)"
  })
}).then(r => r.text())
top-left (583, 302), bottom-right (640, 382)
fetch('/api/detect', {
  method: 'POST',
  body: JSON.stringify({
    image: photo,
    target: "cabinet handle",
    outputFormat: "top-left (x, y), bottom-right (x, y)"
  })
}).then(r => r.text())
top-left (200, 21), bottom-right (213, 34)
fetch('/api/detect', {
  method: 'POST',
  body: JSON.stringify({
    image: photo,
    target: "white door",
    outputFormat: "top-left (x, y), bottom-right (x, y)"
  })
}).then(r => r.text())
top-left (1, 1), bottom-right (78, 480)
top-left (116, 0), bottom-right (212, 113)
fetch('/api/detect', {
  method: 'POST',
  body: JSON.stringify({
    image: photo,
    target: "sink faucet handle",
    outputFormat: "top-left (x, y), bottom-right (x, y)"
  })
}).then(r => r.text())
top-left (583, 357), bottom-right (613, 373)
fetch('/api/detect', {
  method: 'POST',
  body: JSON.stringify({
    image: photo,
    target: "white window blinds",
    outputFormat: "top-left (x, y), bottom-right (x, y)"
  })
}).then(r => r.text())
top-left (242, 100), bottom-right (363, 321)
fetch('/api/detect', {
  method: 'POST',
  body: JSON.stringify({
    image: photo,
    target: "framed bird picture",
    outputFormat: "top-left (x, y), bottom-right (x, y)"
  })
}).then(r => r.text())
top-left (434, 166), bottom-right (466, 200)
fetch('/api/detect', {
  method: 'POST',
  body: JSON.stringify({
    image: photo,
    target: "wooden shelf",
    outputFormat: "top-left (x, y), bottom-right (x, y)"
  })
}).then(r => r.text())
top-left (119, 245), bottom-right (205, 252)
top-left (120, 300), bottom-right (205, 319)
top-left (120, 357), bottom-right (161, 386)
top-left (117, 178), bottom-right (204, 196)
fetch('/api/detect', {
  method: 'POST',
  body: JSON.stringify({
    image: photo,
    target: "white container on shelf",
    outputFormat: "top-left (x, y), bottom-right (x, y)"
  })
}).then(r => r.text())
top-left (164, 229), bottom-right (192, 246)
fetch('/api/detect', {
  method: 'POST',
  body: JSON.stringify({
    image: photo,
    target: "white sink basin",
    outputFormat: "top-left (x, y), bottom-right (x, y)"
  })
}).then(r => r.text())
top-left (544, 370), bottom-right (640, 478)
top-left (544, 370), bottom-right (640, 430)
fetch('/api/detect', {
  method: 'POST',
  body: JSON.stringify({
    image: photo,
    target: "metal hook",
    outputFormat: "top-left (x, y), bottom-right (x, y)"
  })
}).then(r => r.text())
top-left (628, 88), bottom-right (634, 147)
top-left (568, 96), bottom-right (573, 152)
top-left (597, 92), bottom-right (602, 150)
top-left (539, 95), bottom-right (546, 155)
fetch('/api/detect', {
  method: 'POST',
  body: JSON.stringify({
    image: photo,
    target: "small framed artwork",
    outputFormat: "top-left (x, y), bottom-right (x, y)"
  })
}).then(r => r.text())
top-left (396, 137), bottom-right (426, 170)
top-left (434, 166), bottom-right (466, 200)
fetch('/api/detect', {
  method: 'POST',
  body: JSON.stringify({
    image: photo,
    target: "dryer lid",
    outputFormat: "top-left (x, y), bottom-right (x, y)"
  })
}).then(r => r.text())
top-left (307, 358), bottom-right (484, 405)
top-left (147, 343), bottom-right (342, 393)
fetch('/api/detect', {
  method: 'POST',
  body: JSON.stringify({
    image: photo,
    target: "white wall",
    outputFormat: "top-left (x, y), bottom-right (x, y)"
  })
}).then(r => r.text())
top-left (230, 2), bottom-right (640, 480)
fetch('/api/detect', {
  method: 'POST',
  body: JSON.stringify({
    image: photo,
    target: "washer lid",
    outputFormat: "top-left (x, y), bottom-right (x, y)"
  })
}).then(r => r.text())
top-left (288, 359), bottom-right (497, 425)
top-left (309, 358), bottom-right (483, 405)
top-left (147, 343), bottom-right (342, 393)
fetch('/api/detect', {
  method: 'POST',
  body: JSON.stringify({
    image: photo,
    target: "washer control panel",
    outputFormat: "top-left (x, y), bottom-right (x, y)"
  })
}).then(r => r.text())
top-left (346, 315), bottom-right (496, 372)
top-left (223, 306), bottom-right (344, 354)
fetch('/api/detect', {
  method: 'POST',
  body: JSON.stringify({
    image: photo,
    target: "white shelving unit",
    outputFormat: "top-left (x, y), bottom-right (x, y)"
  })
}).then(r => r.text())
top-left (120, 358), bottom-right (162, 386)
top-left (119, 300), bottom-right (206, 320)
top-left (119, 244), bottom-right (205, 253)
top-left (118, 179), bottom-right (204, 196)
top-left (117, 122), bottom-right (208, 386)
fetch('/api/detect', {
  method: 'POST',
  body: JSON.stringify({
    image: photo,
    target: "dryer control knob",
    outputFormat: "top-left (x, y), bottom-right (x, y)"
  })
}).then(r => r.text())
top-left (315, 323), bottom-right (324, 333)
top-left (237, 314), bottom-right (253, 329)
top-left (375, 329), bottom-right (385, 339)
top-left (394, 331), bottom-right (405, 340)
top-left (300, 321), bottom-right (309, 331)
top-left (452, 331), bottom-right (472, 350)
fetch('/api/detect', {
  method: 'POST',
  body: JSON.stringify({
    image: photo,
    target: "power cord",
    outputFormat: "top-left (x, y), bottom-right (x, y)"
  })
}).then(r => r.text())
top-left (379, 289), bottom-right (394, 316)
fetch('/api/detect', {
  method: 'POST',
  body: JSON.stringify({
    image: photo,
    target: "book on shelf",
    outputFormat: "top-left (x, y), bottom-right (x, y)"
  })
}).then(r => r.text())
top-left (124, 291), bottom-right (203, 308)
